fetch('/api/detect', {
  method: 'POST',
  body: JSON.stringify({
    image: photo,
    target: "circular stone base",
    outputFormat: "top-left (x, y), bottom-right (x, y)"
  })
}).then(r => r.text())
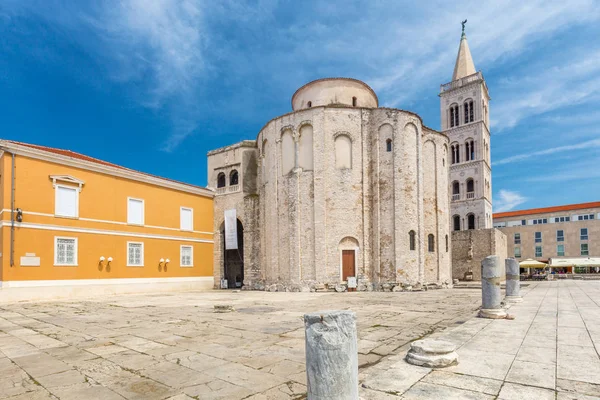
top-left (405, 339), bottom-right (458, 368)
top-left (505, 296), bottom-right (523, 303)
top-left (478, 308), bottom-right (507, 319)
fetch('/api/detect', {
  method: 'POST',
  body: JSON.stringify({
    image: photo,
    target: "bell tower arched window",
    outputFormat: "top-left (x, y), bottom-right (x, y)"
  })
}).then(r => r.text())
top-left (229, 170), bottom-right (239, 186)
top-left (464, 100), bottom-right (474, 123)
top-left (217, 172), bottom-right (226, 188)
top-left (453, 215), bottom-right (460, 231)
top-left (450, 104), bottom-right (459, 128)
top-left (467, 214), bottom-right (475, 230)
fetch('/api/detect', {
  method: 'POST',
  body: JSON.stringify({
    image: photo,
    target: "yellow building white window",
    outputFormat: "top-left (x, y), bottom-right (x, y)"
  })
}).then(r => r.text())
top-left (127, 198), bottom-right (144, 225)
top-left (181, 245), bottom-right (193, 267)
top-left (55, 185), bottom-right (79, 218)
top-left (180, 207), bottom-right (193, 231)
top-left (127, 242), bottom-right (144, 266)
top-left (54, 237), bottom-right (78, 266)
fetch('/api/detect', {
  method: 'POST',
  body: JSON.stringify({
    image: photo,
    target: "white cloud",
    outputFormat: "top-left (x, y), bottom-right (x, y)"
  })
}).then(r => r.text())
top-left (493, 138), bottom-right (600, 166)
top-left (494, 190), bottom-right (527, 212)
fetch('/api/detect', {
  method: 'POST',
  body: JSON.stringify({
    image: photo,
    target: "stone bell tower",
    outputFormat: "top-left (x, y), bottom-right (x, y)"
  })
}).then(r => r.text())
top-left (440, 22), bottom-right (492, 232)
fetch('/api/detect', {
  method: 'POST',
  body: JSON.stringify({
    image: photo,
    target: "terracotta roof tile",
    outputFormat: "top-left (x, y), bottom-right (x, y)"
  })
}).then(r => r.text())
top-left (5, 140), bottom-right (208, 191)
top-left (494, 201), bottom-right (600, 219)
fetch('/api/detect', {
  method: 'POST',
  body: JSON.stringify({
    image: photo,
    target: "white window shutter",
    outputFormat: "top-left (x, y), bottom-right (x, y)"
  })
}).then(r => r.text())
top-left (180, 208), bottom-right (193, 231)
top-left (128, 199), bottom-right (144, 225)
top-left (56, 186), bottom-right (77, 217)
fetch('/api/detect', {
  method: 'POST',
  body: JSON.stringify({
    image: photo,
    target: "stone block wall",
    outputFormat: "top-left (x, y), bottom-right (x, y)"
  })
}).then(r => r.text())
top-left (451, 228), bottom-right (507, 281)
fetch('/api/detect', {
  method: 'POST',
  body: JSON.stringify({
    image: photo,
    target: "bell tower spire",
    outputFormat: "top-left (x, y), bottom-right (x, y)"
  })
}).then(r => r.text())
top-left (452, 20), bottom-right (476, 81)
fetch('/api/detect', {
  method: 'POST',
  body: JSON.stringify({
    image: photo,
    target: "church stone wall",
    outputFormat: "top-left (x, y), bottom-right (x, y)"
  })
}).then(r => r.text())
top-left (209, 84), bottom-right (451, 291)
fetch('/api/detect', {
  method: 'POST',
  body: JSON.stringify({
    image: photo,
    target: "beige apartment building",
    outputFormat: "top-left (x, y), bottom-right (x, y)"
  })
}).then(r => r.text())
top-left (493, 202), bottom-right (599, 272)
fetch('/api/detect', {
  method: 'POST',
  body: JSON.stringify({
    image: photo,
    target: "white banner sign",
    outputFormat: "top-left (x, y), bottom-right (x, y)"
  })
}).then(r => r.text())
top-left (224, 209), bottom-right (238, 250)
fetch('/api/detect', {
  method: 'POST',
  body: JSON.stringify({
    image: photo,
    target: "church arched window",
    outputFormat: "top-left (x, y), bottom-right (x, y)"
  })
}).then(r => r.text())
top-left (428, 234), bottom-right (435, 252)
top-left (229, 170), bottom-right (239, 186)
top-left (386, 139), bottom-right (392, 152)
top-left (352, 96), bottom-right (357, 107)
top-left (335, 134), bottom-right (352, 169)
top-left (409, 230), bottom-right (416, 250)
top-left (453, 215), bottom-right (461, 231)
top-left (217, 172), bottom-right (226, 188)
top-left (307, 101), bottom-right (312, 108)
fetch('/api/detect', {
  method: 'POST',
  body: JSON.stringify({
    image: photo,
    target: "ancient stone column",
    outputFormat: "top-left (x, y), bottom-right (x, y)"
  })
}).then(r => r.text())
top-left (479, 255), bottom-right (507, 319)
top-left (505, 257), bottom-right (522, 303)
top-left (304, 311), bottom-right (358, 400)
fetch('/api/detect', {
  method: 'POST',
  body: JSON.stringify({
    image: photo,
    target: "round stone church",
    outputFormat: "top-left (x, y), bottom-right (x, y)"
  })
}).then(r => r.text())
top-left (208, 77), bottom-right (451, 291)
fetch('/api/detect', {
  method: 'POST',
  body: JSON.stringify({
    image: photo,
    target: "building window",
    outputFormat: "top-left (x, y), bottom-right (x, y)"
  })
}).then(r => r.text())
top-left (230, 170), bottom-right (239, 186)
top-left (555, 216), bottom-right (570, 223)
top-left (521, 220), bottom-right (526, 226)
top-left (532, 219), bottom-right (548, 225)
top-left (465, 140), bottom-right (475, 161)
top-left (54, 237), bottom-right (77, 266)
top-left (386, 139), bottom-right (392, 152)
top-left (581, 243), bottom-right (589, 256)
top-left (307, 101), bottom-right (312, 108)
top-left (445, 235), bottom-right (449, 252)
top-left (535, 246), bottom-right (542, 257)
top-left (452, 181), bottom-right (460, 201)
top-left (578, 214), bottom-right (595, 221)
top-left (557, 244), bottom-right (565, 256)
top-left (556, 230), bottom-right (564, 242)
top-left (467, 214), bottom-right (475, 230)
top-left (181, 245), bottom-right (193, 267)
top-left (55, 185), bottom-right (79, 218)
top-left (514, 247), bottom-right (521, 258)
top-left (217, 172), bottom-right (226, 188)
top-left (127, 242), bottom-right (144, 267)
top-left (180, 207), bottom-right (193, 231)
top-left (464, 100), bottom-right (474, 123)
top-left (409, 230), bottom-right (416, 250)
top-left (127, 198), bottom-right (144, 225)
top-left (352, 96), bottom-right (357, 107)
top-left (581, 228), bottom-right (588, 241)
top-left (535, 232), bottom-right (542, 243)
top-left (453, 215), bottom-right (460, 231)
top-left (514, 233), bottom-right (521, 244)
top-left (428, 234), bottom-right (435, 252)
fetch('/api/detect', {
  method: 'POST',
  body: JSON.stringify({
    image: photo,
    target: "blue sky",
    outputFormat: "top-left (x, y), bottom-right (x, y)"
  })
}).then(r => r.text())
top-left (1, 1), bottom-right (599, 212)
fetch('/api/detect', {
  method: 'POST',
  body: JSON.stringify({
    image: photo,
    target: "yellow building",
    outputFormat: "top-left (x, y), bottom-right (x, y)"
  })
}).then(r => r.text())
top-left (0, 140), bottom-right (214, 297)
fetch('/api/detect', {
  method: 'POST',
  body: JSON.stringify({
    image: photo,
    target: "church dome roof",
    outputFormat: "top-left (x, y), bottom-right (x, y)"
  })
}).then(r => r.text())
top-left (291, 77), bottom-right (379, 111)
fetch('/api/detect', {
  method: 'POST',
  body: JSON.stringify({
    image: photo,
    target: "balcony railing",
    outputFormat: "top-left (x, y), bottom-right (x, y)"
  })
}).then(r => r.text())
top-left (466, 192), bottom-right (475, 199)
top-left (452, 194), bottom-right (460, 201)
top-left (440, 71), bottom-right (483, 93)
top-left (228, 184), bottom-right (240, 193)
top-left (216, 187), bottom-right (227, 195)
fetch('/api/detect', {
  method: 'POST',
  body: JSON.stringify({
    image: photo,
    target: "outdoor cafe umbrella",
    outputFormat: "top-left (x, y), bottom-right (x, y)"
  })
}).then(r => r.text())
top-left (519, 259), bottom-right (547, 269)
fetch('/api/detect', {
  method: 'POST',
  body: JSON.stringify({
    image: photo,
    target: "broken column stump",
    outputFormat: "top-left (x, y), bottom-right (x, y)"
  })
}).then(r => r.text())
top-left (405, 339), bottom-right (458, 368)
top-left (304, 310), bottom-right (358, 400)
top-left (479, 255), bottom-right (508, 319)
top-left (505, 257), bottom-right (523, 303)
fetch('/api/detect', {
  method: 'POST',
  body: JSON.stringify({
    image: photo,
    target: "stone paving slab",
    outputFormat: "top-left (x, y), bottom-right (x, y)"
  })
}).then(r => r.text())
top-left (360, 280), bottom-right (600, 399)
top-left (0, 288), bottom-right (482, 399)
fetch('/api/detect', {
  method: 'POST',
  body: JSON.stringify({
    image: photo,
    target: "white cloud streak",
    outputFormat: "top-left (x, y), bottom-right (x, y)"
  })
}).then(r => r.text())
top-left (494, 190), bottom-right (527, 212)
top-left (493, 138), bottom-right (600, 166)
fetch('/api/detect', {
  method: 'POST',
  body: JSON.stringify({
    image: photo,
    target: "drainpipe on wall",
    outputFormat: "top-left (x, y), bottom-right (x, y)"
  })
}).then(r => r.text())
top-left (10, 152), bottom-right (15, 267)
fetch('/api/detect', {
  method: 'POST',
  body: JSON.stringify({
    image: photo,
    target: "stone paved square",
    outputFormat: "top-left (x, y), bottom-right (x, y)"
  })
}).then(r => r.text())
top-left (0, 289), bottom-right (481, 399)
top-left (1, 281), bottom-right (600, 399)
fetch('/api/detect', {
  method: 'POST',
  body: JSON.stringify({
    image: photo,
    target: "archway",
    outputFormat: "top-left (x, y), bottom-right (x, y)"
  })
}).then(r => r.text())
top-left (221, 219), bottom-right (244, 288)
